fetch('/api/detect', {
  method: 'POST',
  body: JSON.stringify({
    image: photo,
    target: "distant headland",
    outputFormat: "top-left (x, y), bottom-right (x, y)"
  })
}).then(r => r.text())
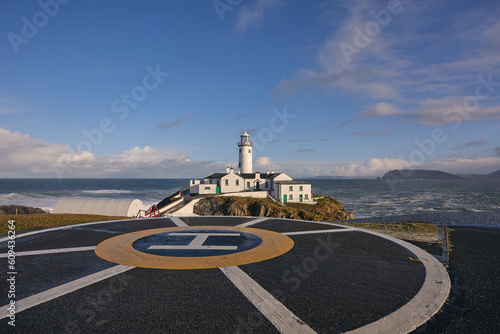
top-left (382, 169), bottom-right (500, 180)
top-left (382, 169), bottom-right (464, 180)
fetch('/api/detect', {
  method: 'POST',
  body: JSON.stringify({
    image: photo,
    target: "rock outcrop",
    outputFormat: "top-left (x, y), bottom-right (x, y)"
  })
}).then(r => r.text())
top-left (194, 196), bottom-right (352, 221)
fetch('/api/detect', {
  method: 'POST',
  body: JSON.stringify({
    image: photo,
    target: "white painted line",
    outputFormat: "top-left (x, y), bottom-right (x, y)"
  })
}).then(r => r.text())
top-left (169, 232), bottom-right (240, 237)
top-left (0, 246), bottom-right (96, 258)
top-left (283, 228), bottom-right (357, 236)
top-left (150, 245), bottom-right (237, 250)
top-left (220, 266), bottom-right (316, 334)
top-left (0, 217), bottom-right (160, 244)
top-left (169, 216), bottom-right (189, 227)
top-left (0, 264), bottom-right (134, 320)
top-left (345, 228), bottom-right (451, 334)
top-left (237, 217), bottom-right (269, 227)
top-left (149, 233), bottom-right (240, 250)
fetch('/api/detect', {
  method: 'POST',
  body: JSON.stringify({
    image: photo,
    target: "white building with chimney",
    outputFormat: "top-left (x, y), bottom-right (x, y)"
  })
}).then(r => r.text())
top-left (189, 131), bottom-right (312, 203)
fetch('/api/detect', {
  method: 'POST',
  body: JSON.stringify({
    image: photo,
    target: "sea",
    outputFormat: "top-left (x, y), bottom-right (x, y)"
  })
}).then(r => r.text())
top-left (1, 178), bottom-right (499, 219)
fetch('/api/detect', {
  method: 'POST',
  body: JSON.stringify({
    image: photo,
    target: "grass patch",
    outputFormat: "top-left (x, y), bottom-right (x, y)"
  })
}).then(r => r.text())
top-left (337, 221), bottom-right (448, 256)
top-left (1, 214), bottom-right (133, 235)
top-left (339, 221), bottom-right (442, 242)
top-left (284, 202), bottom-right (315, 210)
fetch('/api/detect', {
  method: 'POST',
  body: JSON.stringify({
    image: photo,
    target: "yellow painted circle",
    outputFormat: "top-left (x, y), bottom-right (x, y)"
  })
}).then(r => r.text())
top-left (95, 226), bottom-right (294, 269)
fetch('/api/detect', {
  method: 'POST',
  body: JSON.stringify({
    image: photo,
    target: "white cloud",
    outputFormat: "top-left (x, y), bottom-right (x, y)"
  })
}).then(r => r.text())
top-left (3, 128), bottom-right (498, 178)
top-left (275, 158), bottom-right (411, 178)
top-left (423, 157), bottom-right (500, 175)
top-left (0, 128), bottom-right (86, 176)
top-left (236, 0), bottom-right (283, 33)
top-left (344, 96), bottom-right (500, 126)
top-left (0, 128), bottom-right (226, 178)
top-left (273, 1), bottom-right (500, 128)
top-left (262, 156), bottom-right (500, 177)
top-left (410, 97), bottom-right (500, 126)
top-left (254, 156), bottom-right (282, 171)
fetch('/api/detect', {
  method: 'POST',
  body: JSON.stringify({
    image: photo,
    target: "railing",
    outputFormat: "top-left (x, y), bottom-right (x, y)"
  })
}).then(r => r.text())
top-left (237, 141), bottom-right (253, 146)
top-left (136, 204), bottom-right (160, 218)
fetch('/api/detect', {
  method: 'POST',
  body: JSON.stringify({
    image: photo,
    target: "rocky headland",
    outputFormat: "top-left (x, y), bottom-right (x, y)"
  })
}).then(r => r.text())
top-left (193, 195), bottom-right (352, 221)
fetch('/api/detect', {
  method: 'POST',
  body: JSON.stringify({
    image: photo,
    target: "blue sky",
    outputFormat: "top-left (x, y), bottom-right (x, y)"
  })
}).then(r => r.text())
top-left (1, 0), bottom-right (499, 178)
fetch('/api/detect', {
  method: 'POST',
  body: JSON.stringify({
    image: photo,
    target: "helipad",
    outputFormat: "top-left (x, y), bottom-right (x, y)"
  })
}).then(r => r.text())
top-left (0, 216), bottom-right (450, 333)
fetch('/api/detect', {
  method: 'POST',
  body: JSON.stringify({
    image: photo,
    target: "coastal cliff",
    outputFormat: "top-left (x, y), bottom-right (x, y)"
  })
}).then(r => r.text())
top-left (193, 196), bottom-right (352, 221)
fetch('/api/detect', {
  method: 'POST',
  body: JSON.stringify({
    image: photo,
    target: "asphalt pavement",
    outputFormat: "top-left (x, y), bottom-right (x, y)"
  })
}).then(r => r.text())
top-left (0, 216), bottom-right (450, 333)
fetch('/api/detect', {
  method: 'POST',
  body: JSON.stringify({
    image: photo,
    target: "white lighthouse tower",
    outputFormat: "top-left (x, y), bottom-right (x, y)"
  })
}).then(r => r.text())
top-left (238, 131), bottom-right (253, 174)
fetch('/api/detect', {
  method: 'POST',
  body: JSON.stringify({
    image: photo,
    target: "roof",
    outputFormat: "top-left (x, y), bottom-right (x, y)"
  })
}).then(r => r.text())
top-left (204, 171), bottom-right (294, 181)
top-left (240, 172), bottom-right (277, 179)
top-left (274, 180), bottom-right (310, 184)
top-left (205, 173), bottom-right (228, 179)
top-left (205, 172), bottom-right (288, 180)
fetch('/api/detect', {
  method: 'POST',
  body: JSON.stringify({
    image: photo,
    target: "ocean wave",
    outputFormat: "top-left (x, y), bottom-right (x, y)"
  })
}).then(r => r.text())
top-left (80, 190), bottom-right (134, 195)
top-left (0, 193), bottom-right (25, 199)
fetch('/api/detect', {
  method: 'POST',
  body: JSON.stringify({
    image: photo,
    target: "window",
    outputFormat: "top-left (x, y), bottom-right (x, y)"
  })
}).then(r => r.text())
top-left (265, 182), bottom-right (268, 188)
top-left (289, 186), bottom-right (293, 191)
top-left (204, 186), bottom-right (211, 190)
top-left (289, 194), bottom-right (293, 201)
top-left (236, 179), bottom-right (239, 186)
top-left (239, 163), bottom-right (241, 167)
top-left (239, 149), bottom-right (241, 153)
top-left (299, 186), bottom-right (303, 191)
top-left (225, 179), bottom-right (229, 186)
top-left (305, 194), bottom-right (309, 200)
top-left (248, 149), bottom-right (251, 153)
top-left (247, 182), bottom-right (250, 188)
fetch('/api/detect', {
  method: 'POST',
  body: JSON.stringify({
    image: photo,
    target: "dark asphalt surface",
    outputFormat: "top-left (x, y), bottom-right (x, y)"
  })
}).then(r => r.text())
top-left (413, 227), bottom-right (500, 333)
top-left (0, 217), bottom-right (431, 333)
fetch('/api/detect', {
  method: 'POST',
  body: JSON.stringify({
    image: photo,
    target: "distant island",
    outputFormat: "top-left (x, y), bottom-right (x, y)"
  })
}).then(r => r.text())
top-left (382, 169), bottom-right (500, 180)
top-left (382, 170), bottom-right (464, 180)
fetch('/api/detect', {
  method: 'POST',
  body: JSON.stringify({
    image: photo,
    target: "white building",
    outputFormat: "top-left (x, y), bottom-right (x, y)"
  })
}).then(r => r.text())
top-left (189, 131), bottom-right (312, 203)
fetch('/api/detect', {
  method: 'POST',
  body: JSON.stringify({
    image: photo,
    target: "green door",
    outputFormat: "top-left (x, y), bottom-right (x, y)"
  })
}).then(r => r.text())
top-left (283, 194), bottom-right (287, 202)
top-left (299, 194), bottom-right (303, 202)
top-left (216, 187), bottom-right (220, 194)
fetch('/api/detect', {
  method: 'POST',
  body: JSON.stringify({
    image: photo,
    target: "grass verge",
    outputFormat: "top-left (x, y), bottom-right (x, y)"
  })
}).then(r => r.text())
top-left (338, 221), bottom-right (446, 255)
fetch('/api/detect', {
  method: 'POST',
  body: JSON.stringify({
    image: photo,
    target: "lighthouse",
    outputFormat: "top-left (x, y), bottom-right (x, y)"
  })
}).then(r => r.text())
top-left (238, 131), bottom-right (253, 173)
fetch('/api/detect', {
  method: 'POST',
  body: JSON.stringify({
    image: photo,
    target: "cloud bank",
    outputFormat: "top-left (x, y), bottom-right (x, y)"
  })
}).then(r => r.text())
top-left (0, 128), bottom-right (225, 178)
top-left (2, 128), bottom-right (498, 178)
